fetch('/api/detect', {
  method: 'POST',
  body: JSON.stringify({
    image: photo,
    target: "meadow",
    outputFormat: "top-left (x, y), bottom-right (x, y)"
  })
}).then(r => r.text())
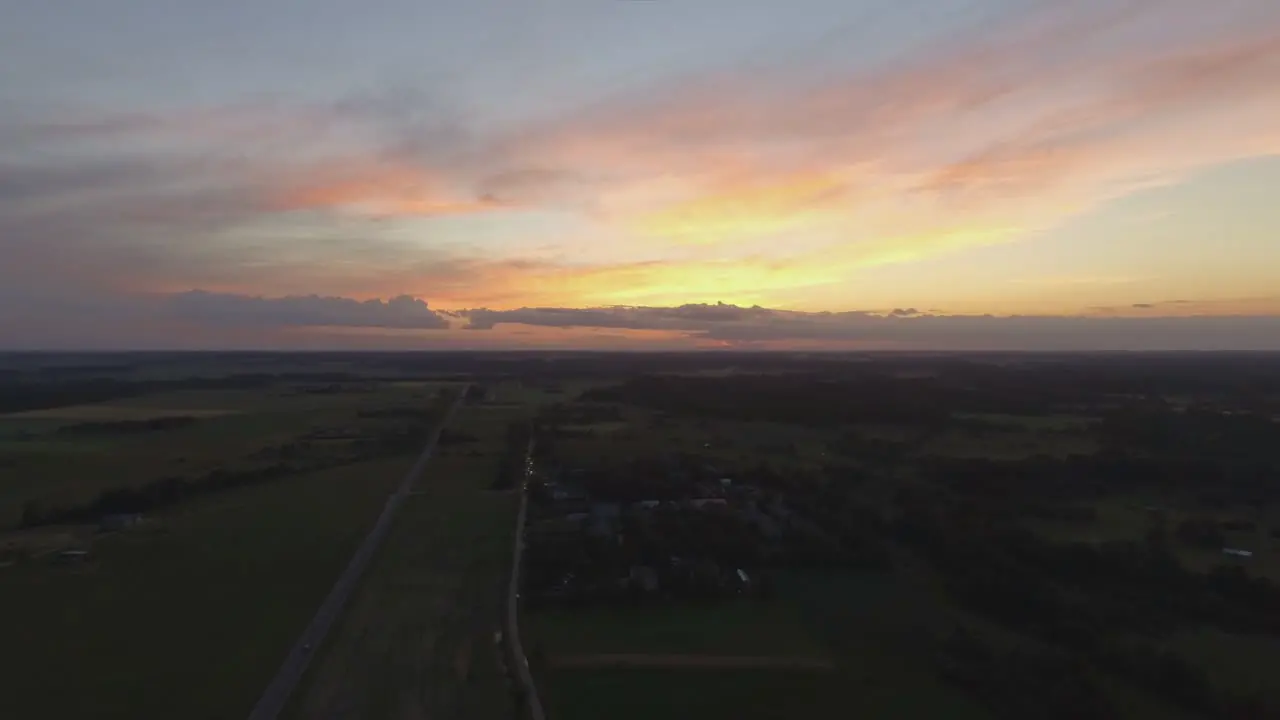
top-left (525, 600), bottom-right (824, 659)
top-left (285, 402), bottom-right (524, 720)
top-left (0, 381), bottom-right (447, 527)
top-left (0, 455), bottom-right (418, 720)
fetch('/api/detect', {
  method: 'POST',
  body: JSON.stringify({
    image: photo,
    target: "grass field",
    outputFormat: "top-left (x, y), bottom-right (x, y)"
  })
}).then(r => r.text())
top-left (528, 569), bottom-right (990, 719)
top-left (1167, 627), bottom-right (1280, 706)
top-left (0, 382), bottom-right (451, 527)
top-left (0, 454), bottom-right (419, 720)
top-left (918, 426), bottom-right (1097, 460)
top-left (533, 570), bottom-right (990, 719)
top-left (526, 600), bottom-right (825, 659)
top-left (539, 667), bottom-right (846, 720)
top-left (2, 405), bottom-right (239, 420)
top-left (285, 403), bottom-right (523, 720)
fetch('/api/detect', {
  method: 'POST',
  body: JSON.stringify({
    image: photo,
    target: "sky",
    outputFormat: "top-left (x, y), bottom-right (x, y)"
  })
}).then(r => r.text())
top-left (2, 0), bottom-right (1279, 351)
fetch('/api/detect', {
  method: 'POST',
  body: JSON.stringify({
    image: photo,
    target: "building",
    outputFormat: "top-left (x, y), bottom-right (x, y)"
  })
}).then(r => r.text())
top-left (1223, 548), bottom-right (1254, 558)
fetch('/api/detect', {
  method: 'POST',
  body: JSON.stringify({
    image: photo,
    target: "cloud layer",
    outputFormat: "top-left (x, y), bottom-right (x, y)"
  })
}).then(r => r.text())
top-left (166, 291), bottom-right (450, 330)
top-left (2, 0), bottom-right (1279, 344)
top-left (9, 291), bottom-right (1275, 351)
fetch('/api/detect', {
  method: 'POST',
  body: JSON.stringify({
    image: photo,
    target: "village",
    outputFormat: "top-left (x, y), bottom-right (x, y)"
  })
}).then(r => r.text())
top-left (521, 450), bottom-right (832, 609)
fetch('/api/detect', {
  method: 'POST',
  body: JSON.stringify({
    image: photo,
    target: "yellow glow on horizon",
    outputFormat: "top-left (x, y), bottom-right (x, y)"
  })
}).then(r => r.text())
top-left (630, 173), bottom-right (848, 243)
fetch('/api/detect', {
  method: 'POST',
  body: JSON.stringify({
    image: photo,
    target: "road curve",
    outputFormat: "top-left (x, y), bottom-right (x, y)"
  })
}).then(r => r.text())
top-left (246, 385), bottom-right (469, 720)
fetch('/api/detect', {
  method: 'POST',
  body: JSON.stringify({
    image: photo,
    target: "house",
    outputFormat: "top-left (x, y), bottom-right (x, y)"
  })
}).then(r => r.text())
top-left (1223, 548), bottom-right (1254, 558)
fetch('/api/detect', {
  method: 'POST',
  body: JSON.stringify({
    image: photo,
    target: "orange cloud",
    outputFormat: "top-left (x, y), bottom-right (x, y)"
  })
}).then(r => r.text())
top-left (475, 1), bottom-right (1280, 276)
top-left (262, 160), bottom-right (496, 217)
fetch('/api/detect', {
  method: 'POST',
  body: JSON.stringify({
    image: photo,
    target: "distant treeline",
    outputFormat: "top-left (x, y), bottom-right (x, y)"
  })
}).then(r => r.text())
top-left (581, 358), bottom-right (1280, 427)
top-left (916, 452), bottom-right (1280, 513)
top-left (0, 373), bottom-right (359, 414)
top-left (55, 416), bottom-right (198, 436)
top-left (583, 374), bottom-right (1013, 425)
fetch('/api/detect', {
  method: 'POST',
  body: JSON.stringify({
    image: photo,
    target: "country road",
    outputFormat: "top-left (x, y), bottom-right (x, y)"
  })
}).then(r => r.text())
top-left (246, 385), bottom-right (469, 720)
top-left (505, 435), bottom-right (545, 720)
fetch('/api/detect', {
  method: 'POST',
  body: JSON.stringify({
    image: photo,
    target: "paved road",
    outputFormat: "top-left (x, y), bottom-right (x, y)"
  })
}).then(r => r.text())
top-left (246, 386), bottom-right (469, 720)
top-left (505, 438), bottom-right (546, 720)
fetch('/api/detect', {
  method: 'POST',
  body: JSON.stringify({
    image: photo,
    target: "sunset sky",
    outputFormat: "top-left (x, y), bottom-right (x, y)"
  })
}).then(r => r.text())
top-left (3, 0), bottom-right (1279, 350)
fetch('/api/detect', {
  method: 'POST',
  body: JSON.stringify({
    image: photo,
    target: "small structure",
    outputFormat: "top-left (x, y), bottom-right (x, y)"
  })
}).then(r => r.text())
top-left (688, 498), bottom-right (728, 509)
top-left (719, 478), bottom-right (733, 488)
top-left (1223, 548), bottom-right (1254, 558)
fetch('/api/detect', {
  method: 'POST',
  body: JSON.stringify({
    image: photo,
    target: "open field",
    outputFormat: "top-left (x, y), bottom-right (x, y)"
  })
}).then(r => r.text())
top-left (0, 455), bottom-right (419, 720)
top-left (918, 426), bottom-right (1098, 460)
top-left (1167, 628), bottom-right (1280, 706)
top-left (529, 570), bottom-right (990, 719)
top-left (526, 600), bottom-right (824, 658)
top-left (539, 667), bottom-right (846, 720)
top-left (0, 382), bottom-right (453, 527)
top-left (2, 404), bottom-right (240, 420)
top-left (285, 403), bottom-right (524, 720)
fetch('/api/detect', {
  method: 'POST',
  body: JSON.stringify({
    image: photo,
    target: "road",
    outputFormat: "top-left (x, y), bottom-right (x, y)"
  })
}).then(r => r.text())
top-left (505, 437), bottom-right (546, 720)
top-left (246, 385), bottom-right (469, 720)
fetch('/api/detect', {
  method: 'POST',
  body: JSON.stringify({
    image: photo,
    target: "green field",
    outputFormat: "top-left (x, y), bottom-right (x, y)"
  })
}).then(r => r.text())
top-left (526, 600), bottom-right (824, 659)
top-left (1167, 628), bottom-right (1280, 706)
top-left (540, 668), bottom-right (847, 720)
top-left (0, 455), bottom-right (418, 720)
top-left (286, 402), bottom-right (523, 720)
top-left (529, 569), bottom-right (991, 719)
top-left (0, 382), bottom-right (447, 527)
top-left (919, 426), bottom-right (1097, 460)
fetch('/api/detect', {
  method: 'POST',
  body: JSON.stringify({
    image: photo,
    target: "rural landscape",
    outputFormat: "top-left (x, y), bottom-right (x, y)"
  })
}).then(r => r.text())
top-left (3, 351), bottom-right (1280, 719)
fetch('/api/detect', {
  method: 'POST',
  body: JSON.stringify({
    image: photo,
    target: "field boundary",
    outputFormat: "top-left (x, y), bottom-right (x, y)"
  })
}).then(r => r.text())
top-left (245, 385), bottom-right (468, 720)
top-left (550, 654), bottom-right (837, 670)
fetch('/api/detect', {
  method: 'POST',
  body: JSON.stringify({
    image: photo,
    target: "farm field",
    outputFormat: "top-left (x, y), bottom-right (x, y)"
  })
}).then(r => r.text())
top-left (525, 600), bottom-right (825, 659)
top-left (285, 402), bottom-right (524, 720)
top-left (539, 667), bottom-right (845, 720)
top-left (0, 454), bottom-right (419, 720)
top-left (527, 569), bottom-right (991, 719)
top-left (0, 381), bottom-right (449, 527)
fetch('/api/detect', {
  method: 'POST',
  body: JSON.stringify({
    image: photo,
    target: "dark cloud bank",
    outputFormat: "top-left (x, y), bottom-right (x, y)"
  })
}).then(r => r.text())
top-left (168, 291), bottom-right (450, 330)
top-left (459, 302), bottom-right (1280, 351)
top-left (3, 294), bottom-right (1260, 351)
